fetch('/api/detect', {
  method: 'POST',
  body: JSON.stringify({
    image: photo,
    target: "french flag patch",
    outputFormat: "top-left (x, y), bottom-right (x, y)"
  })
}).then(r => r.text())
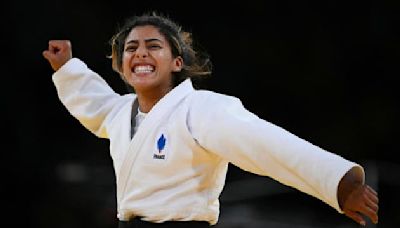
top-left (154, 134), bottom-right (167, 159)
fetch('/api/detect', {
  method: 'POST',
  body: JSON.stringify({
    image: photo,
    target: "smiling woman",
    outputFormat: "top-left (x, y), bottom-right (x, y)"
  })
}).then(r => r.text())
top-left (108, 14), bottom-right (212, 110)
top-left (119, 25), bottom-right (184, 112)
top-left (42, 12), bottom-right (378, 228)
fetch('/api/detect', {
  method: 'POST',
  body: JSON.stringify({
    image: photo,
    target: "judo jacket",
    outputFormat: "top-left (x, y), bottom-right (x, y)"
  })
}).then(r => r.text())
top-left (52, 58), bottom-right (364, 225)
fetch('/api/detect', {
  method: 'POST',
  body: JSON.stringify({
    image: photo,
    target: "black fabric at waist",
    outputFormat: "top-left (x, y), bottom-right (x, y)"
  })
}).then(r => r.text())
top-left (118, 217), bottom-right (211, 228)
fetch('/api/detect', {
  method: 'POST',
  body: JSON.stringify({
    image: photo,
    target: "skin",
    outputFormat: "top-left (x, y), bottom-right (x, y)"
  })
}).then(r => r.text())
top-left (42, 30), bottom-right (378, 226)
top-left (121, 25), bottom-right (183, 113)
top-left (337, 167), bottom-right (379, 226)
top-left (42, 25), bottom-right (183, 113)
top-left (42, 40), bottom-right (72, 71)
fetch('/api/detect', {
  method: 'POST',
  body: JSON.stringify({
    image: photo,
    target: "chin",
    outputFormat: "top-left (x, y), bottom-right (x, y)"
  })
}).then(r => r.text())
top-left (131, 80), bottom-right (157, 92)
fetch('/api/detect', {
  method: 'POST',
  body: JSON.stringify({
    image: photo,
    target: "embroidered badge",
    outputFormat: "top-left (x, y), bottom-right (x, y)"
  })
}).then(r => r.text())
top-left (153, 134), bottom-right (166, 159)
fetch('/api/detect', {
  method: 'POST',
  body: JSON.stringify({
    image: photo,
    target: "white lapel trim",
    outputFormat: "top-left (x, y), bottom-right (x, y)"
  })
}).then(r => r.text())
top-left (116, 79), bottom-right (194, 204)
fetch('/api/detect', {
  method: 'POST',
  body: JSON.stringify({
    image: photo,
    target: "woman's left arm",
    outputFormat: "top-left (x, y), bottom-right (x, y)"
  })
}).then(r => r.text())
top-left (189, 92), bottom-right (378, 225)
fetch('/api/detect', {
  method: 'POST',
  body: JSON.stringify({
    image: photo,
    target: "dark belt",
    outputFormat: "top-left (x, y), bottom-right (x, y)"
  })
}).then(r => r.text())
top-left (118, 217), bottom-right (211, 228)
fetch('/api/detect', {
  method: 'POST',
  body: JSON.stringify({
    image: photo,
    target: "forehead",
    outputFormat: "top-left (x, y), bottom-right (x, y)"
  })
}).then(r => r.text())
top-left (125, 25), bottom-right (166, 42)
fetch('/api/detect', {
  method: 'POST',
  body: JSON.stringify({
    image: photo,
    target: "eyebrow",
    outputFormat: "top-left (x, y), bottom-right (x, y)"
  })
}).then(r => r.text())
top-left (125, 38), bottom-right (163, 45)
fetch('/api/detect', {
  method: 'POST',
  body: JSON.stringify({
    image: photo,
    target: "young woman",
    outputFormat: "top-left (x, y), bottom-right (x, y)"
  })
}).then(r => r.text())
top-left (43, 13), bottom-right (378, 228)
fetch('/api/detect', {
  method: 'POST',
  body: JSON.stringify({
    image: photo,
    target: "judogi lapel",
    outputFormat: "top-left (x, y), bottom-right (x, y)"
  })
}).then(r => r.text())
top-left (116, 79), bottom-right (194, 206)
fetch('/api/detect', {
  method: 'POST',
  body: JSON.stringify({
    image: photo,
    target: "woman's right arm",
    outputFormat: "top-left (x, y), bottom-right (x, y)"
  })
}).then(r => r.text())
top-left (43, 40), bottom-right (128, 138)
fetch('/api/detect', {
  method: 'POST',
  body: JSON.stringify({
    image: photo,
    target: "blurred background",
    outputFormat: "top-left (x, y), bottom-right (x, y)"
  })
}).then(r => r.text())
top-left (3, 0), bottom-right (399, 227)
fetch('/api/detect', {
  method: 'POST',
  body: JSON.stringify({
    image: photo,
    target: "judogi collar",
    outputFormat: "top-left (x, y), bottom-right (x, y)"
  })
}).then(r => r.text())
top-left (129, 79), bottom-right (194, 139)
top-left (119, 78), bottom-right (195, 203)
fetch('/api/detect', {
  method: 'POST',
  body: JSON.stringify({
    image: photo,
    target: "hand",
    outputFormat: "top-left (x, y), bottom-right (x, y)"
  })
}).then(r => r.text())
top-left (338, 167), bottom-right (379, 226)
top-left (342, 184), bottom-right (379, 226)
top-left (42, 40), bottom-right (73, 71)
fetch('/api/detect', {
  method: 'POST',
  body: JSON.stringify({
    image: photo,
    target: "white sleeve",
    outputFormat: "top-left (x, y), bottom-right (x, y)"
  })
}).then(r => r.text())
top-left (188, 92), bottom-right (365, 213)
top-left (52, 58), bottom-right (128, 138)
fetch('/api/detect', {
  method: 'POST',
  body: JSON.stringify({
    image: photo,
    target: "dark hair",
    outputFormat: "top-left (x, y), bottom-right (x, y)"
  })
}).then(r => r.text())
top-left (109, 12), bottom-right (212, 87)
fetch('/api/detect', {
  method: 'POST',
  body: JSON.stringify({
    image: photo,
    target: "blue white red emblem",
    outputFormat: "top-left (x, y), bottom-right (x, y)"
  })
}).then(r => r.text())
top-left (153, 133), bottom-right (167, 159)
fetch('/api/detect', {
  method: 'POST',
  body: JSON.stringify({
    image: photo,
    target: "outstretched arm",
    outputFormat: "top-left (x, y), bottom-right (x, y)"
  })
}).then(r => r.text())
top-left (338, 167), bottom-right (379, 226)
top-left (188, 94), bottom-right (379, 226)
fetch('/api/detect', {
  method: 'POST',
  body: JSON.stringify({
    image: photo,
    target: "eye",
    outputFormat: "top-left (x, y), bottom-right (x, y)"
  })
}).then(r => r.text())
top-left (148, 44), bottom-right (161, 50)
top-left (125, 46), bottom-right (137, 52)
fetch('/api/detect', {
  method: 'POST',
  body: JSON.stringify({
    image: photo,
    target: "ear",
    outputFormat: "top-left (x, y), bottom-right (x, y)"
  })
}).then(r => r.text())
top-left (171, 56), bottom-right (183, 72)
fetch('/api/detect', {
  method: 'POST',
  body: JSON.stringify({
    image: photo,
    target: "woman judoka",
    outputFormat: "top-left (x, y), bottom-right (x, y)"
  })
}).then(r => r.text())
top-left (42, 13), bottom-right (378, 227)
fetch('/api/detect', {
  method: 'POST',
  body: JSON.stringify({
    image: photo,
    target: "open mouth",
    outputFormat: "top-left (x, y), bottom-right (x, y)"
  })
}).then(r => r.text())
top-left (132, 65), bottom-right (155, 74)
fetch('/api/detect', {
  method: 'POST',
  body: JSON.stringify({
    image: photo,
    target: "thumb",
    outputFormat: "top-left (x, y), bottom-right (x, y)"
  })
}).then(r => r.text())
top-left (42, 50), bottom-right (53, 60)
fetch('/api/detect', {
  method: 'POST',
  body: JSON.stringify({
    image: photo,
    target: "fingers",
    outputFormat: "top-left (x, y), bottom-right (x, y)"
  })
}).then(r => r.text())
top-left (365, 199), bottom-right (379, 216)
top-left (365, 191), bottom-right (379, 212)
top-left (43, 40), bottom-right (73, 71)
top-left (366, 185), bottom-right (378, 196)
top-left (345, 185), bottom-right (379, 225)
top-left (47, 40), bottom-right (71, 53)
top-left (362, 203), bottom-right (379, 224)
top-left (363, 186), bottom-right (379, 224)
top-left (366, 185), bottom-right (379, 204)
top-left (344, 210), bottom-right (366, 226)
top-left (43, 40), bottom-right (71, 57)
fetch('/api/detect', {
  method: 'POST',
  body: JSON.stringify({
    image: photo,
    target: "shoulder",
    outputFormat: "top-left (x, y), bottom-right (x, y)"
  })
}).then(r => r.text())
top-left (188, 89), bottom-right (241, 106)
top-left (185, 89), bottom-right (246, 119)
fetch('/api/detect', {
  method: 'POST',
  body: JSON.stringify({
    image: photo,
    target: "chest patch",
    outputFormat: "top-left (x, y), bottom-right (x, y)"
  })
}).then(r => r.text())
top-left (153, 133), bottom-right (167, 160)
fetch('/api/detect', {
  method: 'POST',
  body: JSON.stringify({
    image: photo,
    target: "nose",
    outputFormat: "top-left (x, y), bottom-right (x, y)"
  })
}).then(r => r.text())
top-left (134, 45), bottom-right (148, 58)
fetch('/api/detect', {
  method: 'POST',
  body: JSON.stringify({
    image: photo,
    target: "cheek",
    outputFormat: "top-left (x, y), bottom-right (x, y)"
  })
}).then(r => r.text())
top-left (121, 54), bottom-right (131, 73)
top-left (159, 52), bottom-right (174, 62)
top-left (154, 52), bottom-right (174, 68)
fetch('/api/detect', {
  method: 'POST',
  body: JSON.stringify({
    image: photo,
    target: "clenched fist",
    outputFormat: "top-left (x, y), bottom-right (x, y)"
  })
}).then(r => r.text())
top-left (42, 40), bottom-right (72, 71)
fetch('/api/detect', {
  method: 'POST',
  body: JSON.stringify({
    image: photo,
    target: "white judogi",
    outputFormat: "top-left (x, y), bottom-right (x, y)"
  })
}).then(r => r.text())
top-left (52, 58), bottom-right (364, 225)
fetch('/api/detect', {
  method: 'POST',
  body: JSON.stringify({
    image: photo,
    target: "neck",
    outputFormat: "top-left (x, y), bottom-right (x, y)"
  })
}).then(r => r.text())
top-left (136, 86), bottom-right (172, 113)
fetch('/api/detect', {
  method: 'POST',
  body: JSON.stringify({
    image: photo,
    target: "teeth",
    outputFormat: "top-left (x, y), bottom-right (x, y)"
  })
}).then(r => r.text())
top-left (134, 65), bottom-right (154, 73)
